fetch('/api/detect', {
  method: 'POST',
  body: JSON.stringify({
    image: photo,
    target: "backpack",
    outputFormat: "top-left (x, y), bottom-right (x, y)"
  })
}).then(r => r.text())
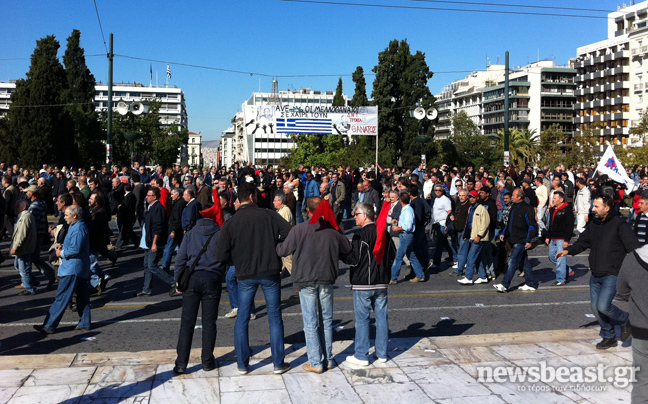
top-left (601, 185), bottom-right (614, 198)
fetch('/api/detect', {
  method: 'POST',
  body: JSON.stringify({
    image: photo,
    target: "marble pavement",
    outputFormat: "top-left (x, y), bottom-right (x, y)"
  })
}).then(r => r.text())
top-left (0, 329), bottom-right (634, 403)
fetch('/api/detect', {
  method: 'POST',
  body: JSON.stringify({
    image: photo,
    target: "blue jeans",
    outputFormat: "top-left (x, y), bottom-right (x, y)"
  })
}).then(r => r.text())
top-left (161, 233), bottom-right (182, 271)
top-left (43, 275), bottom-right (91, 330)
top-left (175, 275), bottom-right (222, 370)
top-left (432, 225), bottom-right (456, 265)
top-left (353, 289), bottom-right (389, 361)
top-left (142, 249), bottom-right (174, 294)
top-left (478, 239), bottom-right (496, 278)
top-left (295, 200), bottom-right (304, 224)
top-left (88, 252), bottom-right (107, 289)
top-left (501, 243), bottom-right (537, 289)
top-left (235, 274), bottom-right (285, 369)
top-left (454, 232), bottom-right (469, 274)
top-left (299, 285), bottom-right (334, 369)
top-left (391, 233), bottom-right (424, 281)
top-left (548, 240), bottom-right (570, 283)
top-left (14, 255), bottom-right (36, 294)
top-left (464, 241), bottom-right (486, 281)
top-left (225, 266), bottom-right (255, 313)
top-left (590, 274), bottom-right (628, 339)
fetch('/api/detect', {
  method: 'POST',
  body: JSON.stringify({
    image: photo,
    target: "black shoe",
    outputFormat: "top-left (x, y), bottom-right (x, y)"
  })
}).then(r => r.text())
top-left (46, 278), bottom-right (56, 289)
top-left (33, 325), bottom-right (54, 335)
top-left (596, 337), bottom-right (618, 350)
top-left (620, 321), bottom-right (632, 342)
top-left (273, 363), bottom-right (291, 374)
top-left (202, 362), bottom-right (216, 372)
top-left (75, 326), bottom-right (91, 331)
top-left (136, 292), bottom-right (151, 297)
top-left (110, 253), bottom-right (118, 267)
top-left (172, 366), bottom-right (186, 374)
top-left (98, 276), bottom-right (110, 296)
top-left (33, 279), bottom-right (41, 287)
top-left (18, 289), bottom-right (36, 296)
top-left (169, 286), bottom-right (181, 297)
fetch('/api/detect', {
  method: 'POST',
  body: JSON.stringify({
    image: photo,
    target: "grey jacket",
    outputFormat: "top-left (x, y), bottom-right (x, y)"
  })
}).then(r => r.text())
top-left (617, 246), bottom-right (648, 340)
top-left (11, 210), bottom-right (37, 256)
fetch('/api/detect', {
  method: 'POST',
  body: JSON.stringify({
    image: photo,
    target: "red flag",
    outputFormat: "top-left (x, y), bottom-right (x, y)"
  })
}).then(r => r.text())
top-left (200, 189), bottom-right (224, 227)
top-left (308, 197), bottom-right (339, 230)
top-left (373, 201), bottom-right (391, 263)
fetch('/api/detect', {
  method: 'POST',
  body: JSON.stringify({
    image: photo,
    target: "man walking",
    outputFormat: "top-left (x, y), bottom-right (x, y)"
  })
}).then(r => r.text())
top-left (390, 193), bottom-right (426, 283)
top-left (34, 206), bottom-right (92, 334)
top-left (26, 185), bottom-right (56, 287)
top-left (162, 188), bottom-right (186, 273)
top-left (574, 178), bottom-right (591, 234)
top-left (545, 191), bottom-right (574, 286)
top-left (457, 190), bottom-right (491, 285)
top-left (11, 200), bottom-right (38, 295)
top-left (215, 183), bottom-right (292, 375)
top-left (277, 196), bottom-right (351, 373)
top-left (494, 189), bottom-right (539, 293)
top-left (431, 184), bottom-right (455, 269)
top-left (114, 183), bottom-right (139, 248)
top-left (557, 194), bottom-right (639, 349)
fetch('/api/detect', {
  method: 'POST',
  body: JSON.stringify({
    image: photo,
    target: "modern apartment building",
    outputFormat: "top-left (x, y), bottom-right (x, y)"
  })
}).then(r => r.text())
top-left (573, 1), bottom-right (648, 147)
top-left (0, 81), bottom-right (16, 119)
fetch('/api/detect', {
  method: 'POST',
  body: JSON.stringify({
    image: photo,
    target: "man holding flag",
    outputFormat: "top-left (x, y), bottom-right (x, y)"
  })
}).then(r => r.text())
top-left (342, 201), bottom-right (396, 366)
top-left (594, 145), bottom-right (636, 190)
top-left (276, 196), bottom-right (351, 373)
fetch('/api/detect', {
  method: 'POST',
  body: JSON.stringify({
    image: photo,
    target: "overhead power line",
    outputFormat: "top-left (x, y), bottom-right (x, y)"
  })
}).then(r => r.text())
top-left (93, 0), bottom-right (109, 53)
top-left (274, 0), bottom-right (609, 19)
top-left (403, 0), bottom-right (610, 13)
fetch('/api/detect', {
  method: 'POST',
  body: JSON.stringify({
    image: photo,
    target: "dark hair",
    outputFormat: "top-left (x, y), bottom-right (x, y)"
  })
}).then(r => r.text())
top-left (237, 183), bottom-right (256, 202)
top-left (92, 192), bottom-right (106, 207)
top-left (124, 183), bottom-right (133, 192)
top-left (148, 186), bottom-right (161, 200)
top-left (553, 191), bottom-right (565, 201)
top-left (58, 193), bottom-right (73, 207)
top-left (184, 188), bottom-right (195, 198)
top-left (72, 192), bottom-right (87, 208)
top-left (153, 178), bottom-right (164, 187)
top-left (400, 193), bottom-right (411, 205)
top-left (132, 173), bottom-right (141, 182)
top-left (576, 178), bottom-right (586, 186)
top-left (595, 194), bottom-right (614, 210)
top-left (407, 184), bottom-right (419, 197)
top-left (306, 196), bottom-right (322, 213)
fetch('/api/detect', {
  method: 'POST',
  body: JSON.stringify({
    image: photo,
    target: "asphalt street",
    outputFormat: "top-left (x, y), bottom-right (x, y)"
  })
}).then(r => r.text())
top-left (0, 217), bottom-right (605, 356)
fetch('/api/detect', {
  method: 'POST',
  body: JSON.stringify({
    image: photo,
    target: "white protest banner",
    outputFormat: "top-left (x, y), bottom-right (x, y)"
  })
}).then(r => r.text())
top-left (594, 145), bottom-right (634, 187)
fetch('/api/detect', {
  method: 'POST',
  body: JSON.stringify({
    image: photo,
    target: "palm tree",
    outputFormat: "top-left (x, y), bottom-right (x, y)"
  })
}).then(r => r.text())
top-left (496, 128), bottom-right (538, 167)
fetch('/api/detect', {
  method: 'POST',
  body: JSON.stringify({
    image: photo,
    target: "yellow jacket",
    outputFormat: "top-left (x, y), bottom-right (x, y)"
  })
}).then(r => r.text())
top-left (469, 204), bottom-right (491, 242)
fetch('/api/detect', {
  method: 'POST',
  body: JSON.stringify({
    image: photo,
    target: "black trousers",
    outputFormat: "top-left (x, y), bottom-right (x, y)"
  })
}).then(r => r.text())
top-left (175, 275), bottom-right (222, 370)
top-left (115, 218), bottom-right (139, 248)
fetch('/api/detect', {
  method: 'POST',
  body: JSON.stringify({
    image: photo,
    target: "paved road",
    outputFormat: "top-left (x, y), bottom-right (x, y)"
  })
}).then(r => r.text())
top-left (0, 218), bottom-right (607, 356)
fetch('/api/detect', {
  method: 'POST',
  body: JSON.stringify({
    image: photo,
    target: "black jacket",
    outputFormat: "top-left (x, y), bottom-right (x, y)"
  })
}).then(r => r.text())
top-left (503, 201), bottom-right (538, 244)
top-left (169, 198), bottom-right (187, 233)
top-left (215, 203), bottom-right (292, 280)
top-left (567, 210), bottom-right (640, 276)
top-left (118, 192), bottom-right (137, 223)
top-left (89, 205), bottom-right (112, 251)
top-left (481, 198), bottom-right (498, 235)
top-left (343, 223), bottom-right (396, 288)
top-left (144, 200), bottom-right (168, 248)
top-left (546, 203), bottom-right (574, 241)
top-left (109, 183), bottom-right (125, 215)
top-left (174, 218), bottom-right (226, 282)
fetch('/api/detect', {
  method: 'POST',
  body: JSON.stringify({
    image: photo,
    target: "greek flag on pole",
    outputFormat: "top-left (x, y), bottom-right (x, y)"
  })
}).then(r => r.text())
top-left (166, 64), bottom-right (172, 79)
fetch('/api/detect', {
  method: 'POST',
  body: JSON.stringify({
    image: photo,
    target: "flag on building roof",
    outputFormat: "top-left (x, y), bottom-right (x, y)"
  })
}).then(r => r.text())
top-left (166, 64), bottom-right (172, 79)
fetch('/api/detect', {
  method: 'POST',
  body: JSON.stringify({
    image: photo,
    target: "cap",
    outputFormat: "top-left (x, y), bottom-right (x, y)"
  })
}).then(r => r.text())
top-left (27, 185), bottom-right (39, 193)
top-left (468, 190), bottom-right (479, 197)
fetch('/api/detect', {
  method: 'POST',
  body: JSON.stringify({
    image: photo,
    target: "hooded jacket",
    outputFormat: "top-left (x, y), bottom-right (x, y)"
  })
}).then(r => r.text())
top-left (567, 210), bottom-right (640, 276)
top-left (174, 218), bottom-right (225, 281)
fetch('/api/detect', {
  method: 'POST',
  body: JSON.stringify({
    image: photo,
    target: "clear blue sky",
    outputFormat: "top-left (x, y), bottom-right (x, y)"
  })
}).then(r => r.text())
top-left (1, 0), bottom-right (618, 142)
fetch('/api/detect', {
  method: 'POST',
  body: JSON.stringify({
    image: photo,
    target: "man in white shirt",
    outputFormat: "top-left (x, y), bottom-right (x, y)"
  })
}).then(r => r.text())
top-left (431, 184), bottom-right (455, 269)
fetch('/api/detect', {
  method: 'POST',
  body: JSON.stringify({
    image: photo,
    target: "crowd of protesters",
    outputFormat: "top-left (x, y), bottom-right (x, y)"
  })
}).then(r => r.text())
top-left (2, 158), bottom-right (648, 388)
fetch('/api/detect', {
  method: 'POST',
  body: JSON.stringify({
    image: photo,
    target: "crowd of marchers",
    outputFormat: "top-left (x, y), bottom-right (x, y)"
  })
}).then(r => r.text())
top-left (1, 160), bottom-right (648, 398)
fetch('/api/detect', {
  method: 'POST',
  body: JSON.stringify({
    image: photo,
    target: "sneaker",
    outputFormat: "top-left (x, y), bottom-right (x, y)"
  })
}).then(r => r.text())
top-left (409, 277), bottom-right (424, 283)
top-left (518, 284), bottom-right (537, 291)
top-left (555, 282), bottom-right (566, 286)
top-left (136, 292), bottom-right (151, 297)
top-left (474, 278), bottom-right (489, 284)
top-left (274, 363), bottom-right (291, 374)
top-left (448, 271), bottom-right (462, 277)
top-left (518, 272), bottom-right (525, 277)
top-left (237, 367), bottom-right (249, 375)
top-left (457, 277), bottom-right (474, 285)
top-left (374, 354), bottom-right (388, 363)
top-left (345, 355), bottom-right (369, 367)
top-left (568, 270), bottom-right (575, 278)
top-left (250, 313), bottom-right (257, 320)
top-left (493, 283), bottom-right (507, 293)
top-left (225, 308), bottom-right (238, 318)
top-left (620, 321), bottom-right (632, 342)
top-left (596, 337), bottom-right (618, 350)
top-left (33, 325), bottom-right (54, 334)
top-left (389, 280), bottom-right (397, 285)
top-left (14, 284), bottom-right (25, 289)
top-left (302, 363), bottom-right (323, 374)
top-left (18, 290), bottom-right (36, 296)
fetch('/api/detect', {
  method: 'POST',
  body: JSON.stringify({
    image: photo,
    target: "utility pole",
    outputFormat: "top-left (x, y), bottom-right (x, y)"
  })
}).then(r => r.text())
top-left (503, 50), bottom-right (510, 166)
top-left (106, 33), bottom-right (114, 165)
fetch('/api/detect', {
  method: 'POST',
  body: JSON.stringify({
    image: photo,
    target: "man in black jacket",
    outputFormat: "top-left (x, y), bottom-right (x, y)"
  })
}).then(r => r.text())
top-left (161, 188), bottom-right (186, 273)
top-left (494, 189), bottom-right (539, 292)
top-left (478, 186), bottom-right (498, 279)
top-left (557, 194), bottom-right (639, 349)
top-left (545, 191), bottom-right (574, 286)
top-left (215, 183), bottom-right (292, 375)
top-left (114, 184), bottom-right (139, 248)
top-left (138, 187), bottom-right (176, 297)
top-left (343, 202), bottom-right (395, 366)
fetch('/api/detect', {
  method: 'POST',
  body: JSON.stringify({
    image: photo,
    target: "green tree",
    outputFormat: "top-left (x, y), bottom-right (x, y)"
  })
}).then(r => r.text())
top-left (537, 124), bottom-right (566, 168)
top-left (564, 127), bottom-right (597, 167)
top-left (371, 39), bottom-right (435, 167)
top-left (3, 35), bottom-right (74, 167)
top-left (348, 66), bottom-right (374, 162)
top-left (350, 66), bottom-right (369, 107)
top-left (63, 29), bottom-right (104, 166)
top-left (450, 111), bottom-right (498, 168)
top-left (495, 128), bottom-right (537, 168)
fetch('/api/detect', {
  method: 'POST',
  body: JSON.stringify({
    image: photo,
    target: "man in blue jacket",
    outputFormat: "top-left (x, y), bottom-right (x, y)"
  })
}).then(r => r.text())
top-left (34, 205), bottom-right (91, 334)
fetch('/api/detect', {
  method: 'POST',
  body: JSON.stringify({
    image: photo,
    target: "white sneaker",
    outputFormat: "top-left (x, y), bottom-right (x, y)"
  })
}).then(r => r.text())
top-left (225, 308), bottom-right (238, 318)
top-left (493, 283), bottom-right (507, 293)
top-left (346, 355), bottom-right (369, 367)
top-left (457, 277), bottom-right (474, 285)
top-left (474, 278), bottom-right (489, 284)
top-left (518, 284), bottom-right (537, 291)
top-left (250, 313), bottom-right (257, 320)
top-left (374, 354), bottom-right (388, 363)
top-left (452, 262), bottom-right (458, 269)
